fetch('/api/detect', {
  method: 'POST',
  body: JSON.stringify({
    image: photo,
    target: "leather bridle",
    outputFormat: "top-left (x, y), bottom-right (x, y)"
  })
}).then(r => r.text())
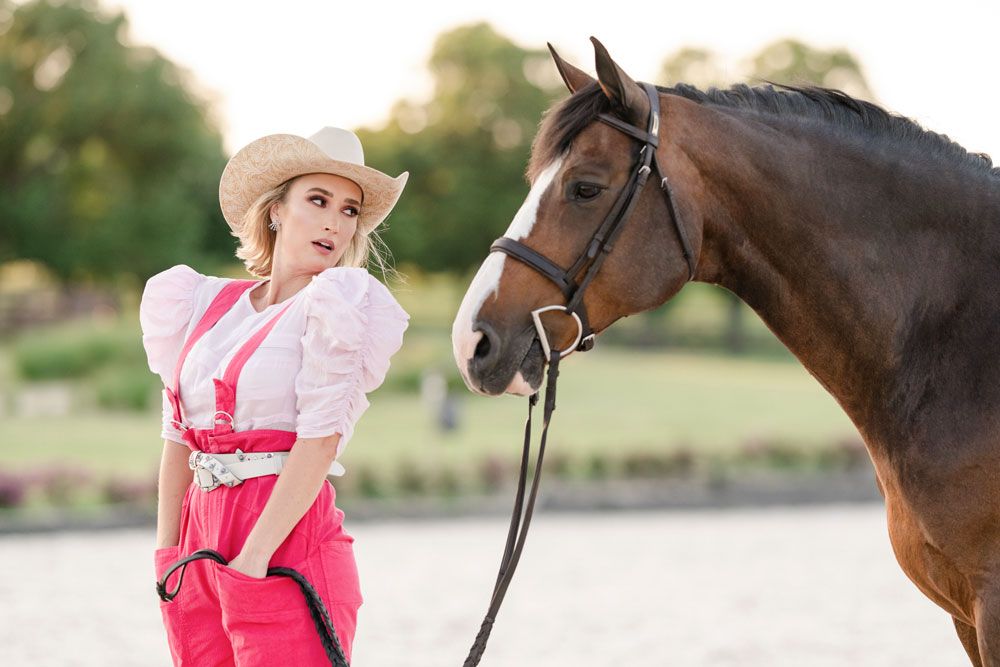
top-left (462, 83), bottom-right (697, 667)
top-left (490, 82), bottom-right (696, 359)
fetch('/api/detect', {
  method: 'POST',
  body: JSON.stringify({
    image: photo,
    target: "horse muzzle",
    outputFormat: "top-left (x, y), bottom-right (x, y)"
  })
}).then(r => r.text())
top-left (454, 319), bottom-right (544, 397)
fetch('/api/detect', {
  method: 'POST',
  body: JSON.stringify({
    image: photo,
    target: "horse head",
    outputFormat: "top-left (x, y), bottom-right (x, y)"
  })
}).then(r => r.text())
top-left (452, 38), bottom-right (701, 396)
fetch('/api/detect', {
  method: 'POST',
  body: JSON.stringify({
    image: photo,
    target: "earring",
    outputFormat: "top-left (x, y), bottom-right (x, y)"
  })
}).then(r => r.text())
top-left (269, 217), bottom-right (280, 232)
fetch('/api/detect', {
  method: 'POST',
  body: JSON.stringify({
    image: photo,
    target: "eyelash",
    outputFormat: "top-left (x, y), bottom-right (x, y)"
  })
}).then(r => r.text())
top-left (310, 196), bottom-right (359, 217)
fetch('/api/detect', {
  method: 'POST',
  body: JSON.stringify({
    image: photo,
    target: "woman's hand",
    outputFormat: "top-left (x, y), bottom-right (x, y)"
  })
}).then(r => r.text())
top-left (226, 550), bottom-right (270, 579)
top-left (231, 434), bottom-right (340, 579)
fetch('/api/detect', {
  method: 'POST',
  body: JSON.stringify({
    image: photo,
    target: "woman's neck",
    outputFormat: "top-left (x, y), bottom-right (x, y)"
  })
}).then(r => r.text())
top-left (250, 265), bottom-right (315, 313)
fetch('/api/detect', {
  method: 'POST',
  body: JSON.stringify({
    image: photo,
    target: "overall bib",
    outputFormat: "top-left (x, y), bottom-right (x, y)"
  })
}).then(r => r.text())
top-left (154, 280), bottom-right (362, 667)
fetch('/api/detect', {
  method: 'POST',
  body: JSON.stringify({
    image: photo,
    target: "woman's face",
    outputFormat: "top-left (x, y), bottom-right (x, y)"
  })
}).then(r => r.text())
top-left (270, 173), bottom-right (362, 276)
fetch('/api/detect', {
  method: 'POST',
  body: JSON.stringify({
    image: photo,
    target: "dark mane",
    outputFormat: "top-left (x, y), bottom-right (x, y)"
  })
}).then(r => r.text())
top-left (528, 80), bottom-right (1000, 182)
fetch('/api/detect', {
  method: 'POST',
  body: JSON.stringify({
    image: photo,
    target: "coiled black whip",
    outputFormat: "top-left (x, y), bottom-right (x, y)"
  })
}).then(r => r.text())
top-left (156, 349), bottom-right (561, 667)
top-left (157, 549), bottom-right (349, 666)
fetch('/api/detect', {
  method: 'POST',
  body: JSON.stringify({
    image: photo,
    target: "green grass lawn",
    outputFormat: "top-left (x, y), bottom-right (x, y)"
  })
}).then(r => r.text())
top-left (0, 348), bottom-right (859, 483)
top-left (345, 347), bottom-right (859, 472)
top-left (0, 271), bottom-right (863, 501)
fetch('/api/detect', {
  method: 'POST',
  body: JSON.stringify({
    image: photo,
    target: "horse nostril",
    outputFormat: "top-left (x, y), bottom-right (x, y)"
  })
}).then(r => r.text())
top-left (474, 333), bottom-right (491, 360)
top-left (471, 321), bottom-right (501, 376)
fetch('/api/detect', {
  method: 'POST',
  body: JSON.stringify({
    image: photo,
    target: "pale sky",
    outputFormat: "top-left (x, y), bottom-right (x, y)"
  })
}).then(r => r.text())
top-left (103, 0), bottom-right (1000, 161)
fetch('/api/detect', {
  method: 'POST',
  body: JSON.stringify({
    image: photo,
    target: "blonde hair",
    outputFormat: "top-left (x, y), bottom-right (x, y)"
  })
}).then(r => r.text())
top-left (233, 175), bottom-right (395, 279)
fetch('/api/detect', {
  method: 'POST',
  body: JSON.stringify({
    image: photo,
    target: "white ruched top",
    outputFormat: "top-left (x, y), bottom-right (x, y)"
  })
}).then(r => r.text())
top-left (139, 264), bottom-right (409, 465)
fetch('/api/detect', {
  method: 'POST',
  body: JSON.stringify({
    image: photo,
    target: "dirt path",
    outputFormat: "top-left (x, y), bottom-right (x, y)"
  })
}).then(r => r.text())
top-left (0, 504), bottom-right (968, 666)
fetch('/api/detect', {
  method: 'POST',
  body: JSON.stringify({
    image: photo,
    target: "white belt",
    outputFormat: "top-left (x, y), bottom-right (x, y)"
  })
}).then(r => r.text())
top-left (189, 448), bottom-right (345, 492)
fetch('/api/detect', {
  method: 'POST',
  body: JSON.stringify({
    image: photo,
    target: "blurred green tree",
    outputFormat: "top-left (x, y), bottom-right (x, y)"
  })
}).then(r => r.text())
top-left (357, 23), bottom-right (563, 273)
top-left (745, 39), bottom-right (873, 99)
top-left (658, 38), bottom-right (874, 99)
top-left (0, 0), bottom-right (230, 283)
top-left (657, 39), bottom-right (874, 353)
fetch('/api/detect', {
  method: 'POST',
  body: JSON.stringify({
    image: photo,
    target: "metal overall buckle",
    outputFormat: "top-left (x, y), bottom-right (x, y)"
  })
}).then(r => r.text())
top-left (213, 410), bottom-right (234, 426)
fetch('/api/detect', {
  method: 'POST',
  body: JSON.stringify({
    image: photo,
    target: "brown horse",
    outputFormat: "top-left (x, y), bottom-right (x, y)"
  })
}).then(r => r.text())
top-left (452, 38), bottom-right (1000, 664)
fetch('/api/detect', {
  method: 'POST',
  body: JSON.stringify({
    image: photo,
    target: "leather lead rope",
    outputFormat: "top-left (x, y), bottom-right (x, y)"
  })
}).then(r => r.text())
top-left (156, 549), bottom-right (350, 667)
top-left (463, 349), bottom-right (561, 667)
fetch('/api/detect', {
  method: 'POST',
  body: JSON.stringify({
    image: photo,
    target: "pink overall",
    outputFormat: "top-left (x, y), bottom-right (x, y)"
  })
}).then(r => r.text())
top-left (154, 280), bottom-right (361, 666)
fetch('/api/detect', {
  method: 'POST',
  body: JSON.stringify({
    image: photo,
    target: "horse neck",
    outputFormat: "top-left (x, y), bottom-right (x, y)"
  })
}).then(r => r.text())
top-left (680, 108), bottom-right (1000, 452)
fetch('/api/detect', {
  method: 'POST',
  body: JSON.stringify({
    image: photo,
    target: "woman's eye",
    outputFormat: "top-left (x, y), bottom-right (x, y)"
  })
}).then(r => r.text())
top-left (310, 196), bottom-right (326, 207)
top-left (343, 207), bottom-right (360, 218)
top-left (572, 183), bottom-right (603, 202)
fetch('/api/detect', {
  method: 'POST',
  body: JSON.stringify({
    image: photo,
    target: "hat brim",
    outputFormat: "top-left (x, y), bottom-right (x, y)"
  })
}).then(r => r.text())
top-left (219, 133), bottom-right (408, 235)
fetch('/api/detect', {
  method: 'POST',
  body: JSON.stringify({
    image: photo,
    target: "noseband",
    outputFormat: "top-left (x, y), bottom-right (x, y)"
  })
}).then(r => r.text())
top-left (490, 82), bottom-right (696, 358)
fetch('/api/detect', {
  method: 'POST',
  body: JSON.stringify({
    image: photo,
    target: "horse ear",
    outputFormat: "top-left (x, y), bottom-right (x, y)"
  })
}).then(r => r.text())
top-left (548, 42), bottom-right (595, 93)
top-left (591, 36), bottom-right (648, 123)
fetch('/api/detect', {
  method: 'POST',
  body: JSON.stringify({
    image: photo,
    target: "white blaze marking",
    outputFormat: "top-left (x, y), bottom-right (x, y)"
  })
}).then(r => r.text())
top-left (504, 156), bottom-right (563, 241)
top-left (452, 157), bottom-right (564, 390)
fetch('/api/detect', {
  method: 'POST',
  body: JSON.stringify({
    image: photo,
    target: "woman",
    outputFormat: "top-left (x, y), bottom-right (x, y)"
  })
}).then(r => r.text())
top-left (141, 127), bottom-right (409, 665)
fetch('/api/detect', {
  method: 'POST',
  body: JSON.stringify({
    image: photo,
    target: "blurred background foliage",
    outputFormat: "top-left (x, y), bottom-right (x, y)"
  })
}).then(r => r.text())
top-left (0, 0), bottom-right (873, 512)
top-left (356, 23), bottom-right (564, 273)
top-left (0, 0), bottom-right (231, 284)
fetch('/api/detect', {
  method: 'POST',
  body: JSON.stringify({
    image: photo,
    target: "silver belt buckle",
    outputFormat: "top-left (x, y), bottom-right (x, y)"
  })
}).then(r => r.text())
top-left (189, 450), bottom-right (223, 492)
top-left (194, 468), bottom-right (220, 492)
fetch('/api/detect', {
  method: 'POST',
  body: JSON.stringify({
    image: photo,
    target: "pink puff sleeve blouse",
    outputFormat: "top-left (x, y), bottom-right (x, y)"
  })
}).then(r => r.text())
top-left (139, 264), bottom-right (409, 468)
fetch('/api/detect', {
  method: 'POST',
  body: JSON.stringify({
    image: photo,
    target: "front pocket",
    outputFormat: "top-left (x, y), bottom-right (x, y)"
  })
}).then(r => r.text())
top-left (154, 545), bottom-right (188, 656)
top-left (313, 539), bottom-right (363, 607)
top-left (215, 563), bottom-right (305, 620)
top-left (154, 545), bottom-right (180, 580)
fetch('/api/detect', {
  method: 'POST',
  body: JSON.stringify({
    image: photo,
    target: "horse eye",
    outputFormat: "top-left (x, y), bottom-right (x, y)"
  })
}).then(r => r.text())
top-left (571, 182), bottom-right (603, 202)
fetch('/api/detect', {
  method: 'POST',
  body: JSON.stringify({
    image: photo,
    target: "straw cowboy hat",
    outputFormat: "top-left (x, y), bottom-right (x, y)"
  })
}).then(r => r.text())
top-left (219, 127), bottom-right (408, 235)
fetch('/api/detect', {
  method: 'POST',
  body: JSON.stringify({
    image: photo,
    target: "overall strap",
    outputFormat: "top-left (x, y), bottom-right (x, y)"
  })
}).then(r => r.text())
top-left (212, 298), bottom-right (298, 434)
top-left (166, 279), bottom-right (258, 428)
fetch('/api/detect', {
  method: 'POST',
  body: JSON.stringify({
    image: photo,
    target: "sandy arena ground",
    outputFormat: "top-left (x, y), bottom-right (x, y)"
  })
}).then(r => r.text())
top-left (0, 504), bottom-right (970, 666)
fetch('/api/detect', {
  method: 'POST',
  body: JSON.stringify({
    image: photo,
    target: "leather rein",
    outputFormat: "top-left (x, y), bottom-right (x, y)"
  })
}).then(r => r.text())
top-left (463, 82), bottom-right (695, 666)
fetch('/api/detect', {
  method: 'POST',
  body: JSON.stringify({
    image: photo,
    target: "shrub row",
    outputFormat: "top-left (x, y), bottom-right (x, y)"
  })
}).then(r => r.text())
top-left (0, 437), bottom-right (871, 512)
top-left (0, 465), bottom-right (157, 510)
top-left (12, 321), bottom-right (145, 380)
top-left (333, 437), bottom-right (870, 500)
top-left (11, 319), bottom-right (161, 411)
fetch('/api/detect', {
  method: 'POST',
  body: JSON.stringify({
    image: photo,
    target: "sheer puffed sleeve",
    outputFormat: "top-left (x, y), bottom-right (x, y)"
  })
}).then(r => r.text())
top-left (295, 267), bottom-right (409, 456)
top-left (139, 264), bottom-right (207, 443)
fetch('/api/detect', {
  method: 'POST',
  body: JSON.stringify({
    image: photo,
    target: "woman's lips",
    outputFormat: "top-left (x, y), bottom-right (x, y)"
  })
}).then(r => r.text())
top-left (312, 240), bottom-right (334, 255)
